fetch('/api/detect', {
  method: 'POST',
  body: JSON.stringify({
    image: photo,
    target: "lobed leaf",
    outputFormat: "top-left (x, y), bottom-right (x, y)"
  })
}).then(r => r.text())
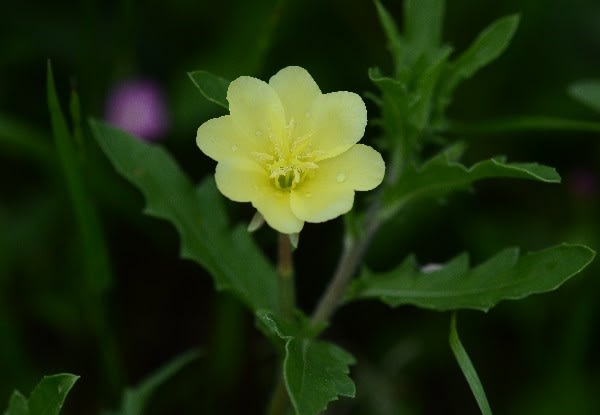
top-left (383, 147), bottom-right (560, 219)
top-left (90, 119), bottom-right (279, 313)
top-left (187, 71), bottom-right (230, 110)
top-left (437, 14), bottom-right (520, 113)
top-left (258, 312), bottom-right (356, 415)
top-left (285, 339), bottom-right (356, 415)
top-left (3, 374), bottom-right (79, 415)
top-left (347, 244), bottom-right (595, 312)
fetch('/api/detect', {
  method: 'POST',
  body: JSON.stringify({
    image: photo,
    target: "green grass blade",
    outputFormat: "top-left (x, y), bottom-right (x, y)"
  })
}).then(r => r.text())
top-left (46, 61), bottom-right (112, 293)
top-left (449, 313), bottom-right (492, 415)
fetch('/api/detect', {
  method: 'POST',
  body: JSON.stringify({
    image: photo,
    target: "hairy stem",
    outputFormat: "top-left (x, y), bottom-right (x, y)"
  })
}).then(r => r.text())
top-left (310, 201), bottom-right (382, 328)
top-left (267, 233), bottom-right (296, 415)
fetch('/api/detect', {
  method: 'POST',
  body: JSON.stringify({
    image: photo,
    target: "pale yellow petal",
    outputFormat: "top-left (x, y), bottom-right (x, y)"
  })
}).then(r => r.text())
top-left (252, 188), bottom-right (304, 234)
top-left (320, 144), bottom-right (385, 191)
top-left (290, 184), bottom-right (354, 223)
top-left (197, 115), bottom-right (262, 162)
top-left (214, 157), bottom-right (266, 202)
top-left (289, 144), bottom-right (385, 222)
top-left (305, 91), bottom-right (367, 160)
top-left (227, 75), bottom-right (286, 143)
top-left (269, 66), bottom-right (321, 130)
top-left (215, 157), bottom-right (303, 233)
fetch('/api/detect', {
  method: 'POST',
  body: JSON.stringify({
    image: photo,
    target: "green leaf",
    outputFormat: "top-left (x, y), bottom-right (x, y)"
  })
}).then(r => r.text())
top-left (347, 244), bottom-right (595, 312)
top-left (285, 339), bottom-right (356, 415)
top-left (383, 148), bottom-right (560, 219)
top-left (374, 0), bottom-right (405, 73)
top-left (47, 61), bottom-right (112, 293)
top-left (89, 119), bottom-right (279, 313)
top-left (3, 374), bottom-right (79, 415)
top-left (188, 70), bottom-right (230, 109)
top-left (437, 14), bottom-right (520, 113)
top-left (449, 313), bottom-right (492, 415)
top-left (568, 79), bottom-right (600, 113)
top-left (4, 392), bottom-right (28, 415)
top-left (403, 0), bottom-right (445, 62)
top-left (258, 312), bottom-right (356, 415)
top-left (107, 350), bottom-right (200, 415)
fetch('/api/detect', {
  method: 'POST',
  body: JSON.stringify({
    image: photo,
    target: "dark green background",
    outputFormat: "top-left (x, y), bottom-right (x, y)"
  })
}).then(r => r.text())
top-left (1, 0), bottom-right (599, 414)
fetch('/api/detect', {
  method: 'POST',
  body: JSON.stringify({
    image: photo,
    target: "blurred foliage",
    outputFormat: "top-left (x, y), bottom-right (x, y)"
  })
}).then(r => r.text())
top-left (1, 0), bottom-right (599, 414)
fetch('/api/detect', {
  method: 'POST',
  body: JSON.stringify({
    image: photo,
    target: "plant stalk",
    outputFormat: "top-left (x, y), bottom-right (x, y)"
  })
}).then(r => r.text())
top-left (310, 201), bottom-right (382, 329)
top-left (278, 232), bottom-right (295, 319)
top-left (267, 233), bottom-right (297, 415)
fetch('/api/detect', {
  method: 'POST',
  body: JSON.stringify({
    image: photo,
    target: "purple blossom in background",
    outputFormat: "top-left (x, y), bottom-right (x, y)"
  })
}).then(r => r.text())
top-left (568, 167), bottom-right (597, 199)
top-left (105, 79), bottom-right (170, 141)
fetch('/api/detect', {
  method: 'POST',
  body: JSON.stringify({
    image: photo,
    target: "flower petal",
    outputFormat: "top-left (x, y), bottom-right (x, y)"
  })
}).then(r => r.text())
top-left (253, 189), bottom-right (304, 234)
top-left (269, 66), bottom-right (321, 129)
top-left (227, 75), bottom-right (286, 142)
top-left (215, 157), bottom-right (266, 202)
top-left (305, 91), bottom-right (367, 160)
top-left (197, 115), bottom-right (262, 162)
top-left (289, 144), bottom-right (385, 222)
top-left (322, 144), bottom-right (386, 191)
top-left (215, 158), bottom-right (303, 233)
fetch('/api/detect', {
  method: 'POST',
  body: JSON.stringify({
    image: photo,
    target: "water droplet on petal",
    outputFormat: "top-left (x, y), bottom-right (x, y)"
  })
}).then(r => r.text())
top-left (305, 111), bottom-right (311, 118)
top-left (336, 173), bottom-right (347, 183)
top-left (231, 145), bottom-right (238, 152)
top-left (255, 130), bottom-right (262, 136)
top-left (305, 193), bottom-right (312, 198)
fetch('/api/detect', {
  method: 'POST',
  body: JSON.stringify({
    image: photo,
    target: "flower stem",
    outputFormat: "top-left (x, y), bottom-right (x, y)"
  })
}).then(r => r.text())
top-left (278, 232), bottom-right (295, 319)
top-left (266, 233), bottom-right (296, 415)
top-left (310, 201), bottom-right (381, 329)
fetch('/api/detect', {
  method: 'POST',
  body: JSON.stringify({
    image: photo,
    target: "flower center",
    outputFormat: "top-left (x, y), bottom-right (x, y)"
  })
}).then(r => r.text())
top-left (253, 118), bottom-right (319, 192)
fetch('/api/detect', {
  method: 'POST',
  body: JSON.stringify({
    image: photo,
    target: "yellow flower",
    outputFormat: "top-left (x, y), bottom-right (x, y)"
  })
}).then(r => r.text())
top-left (196, 66), bottom-right (385, 234)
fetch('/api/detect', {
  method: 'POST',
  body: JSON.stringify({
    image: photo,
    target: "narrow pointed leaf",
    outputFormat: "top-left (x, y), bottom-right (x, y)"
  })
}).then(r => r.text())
top-left (374, 0), bottom-right (405, 71)
top-left (383, 150), bottom-right (560, 218)
top-left (47, 62), bottom-right (112, 292)
top-left (404, 0), bottom-right (445, 60)
top-left (568, 80), bottom-right (600, 113)
top-left (438, 14), bottom-right (519, 112)
top-left (347, 244), bottom-right (595, 312)
top-left (450, 314), bottom-right (492, 415)
top-left (90, 119), bottom-right (278, 313)
top-left (188, 71), bottom-right (230, 109)
top-left (108, 350), bottom-right (200, 415)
